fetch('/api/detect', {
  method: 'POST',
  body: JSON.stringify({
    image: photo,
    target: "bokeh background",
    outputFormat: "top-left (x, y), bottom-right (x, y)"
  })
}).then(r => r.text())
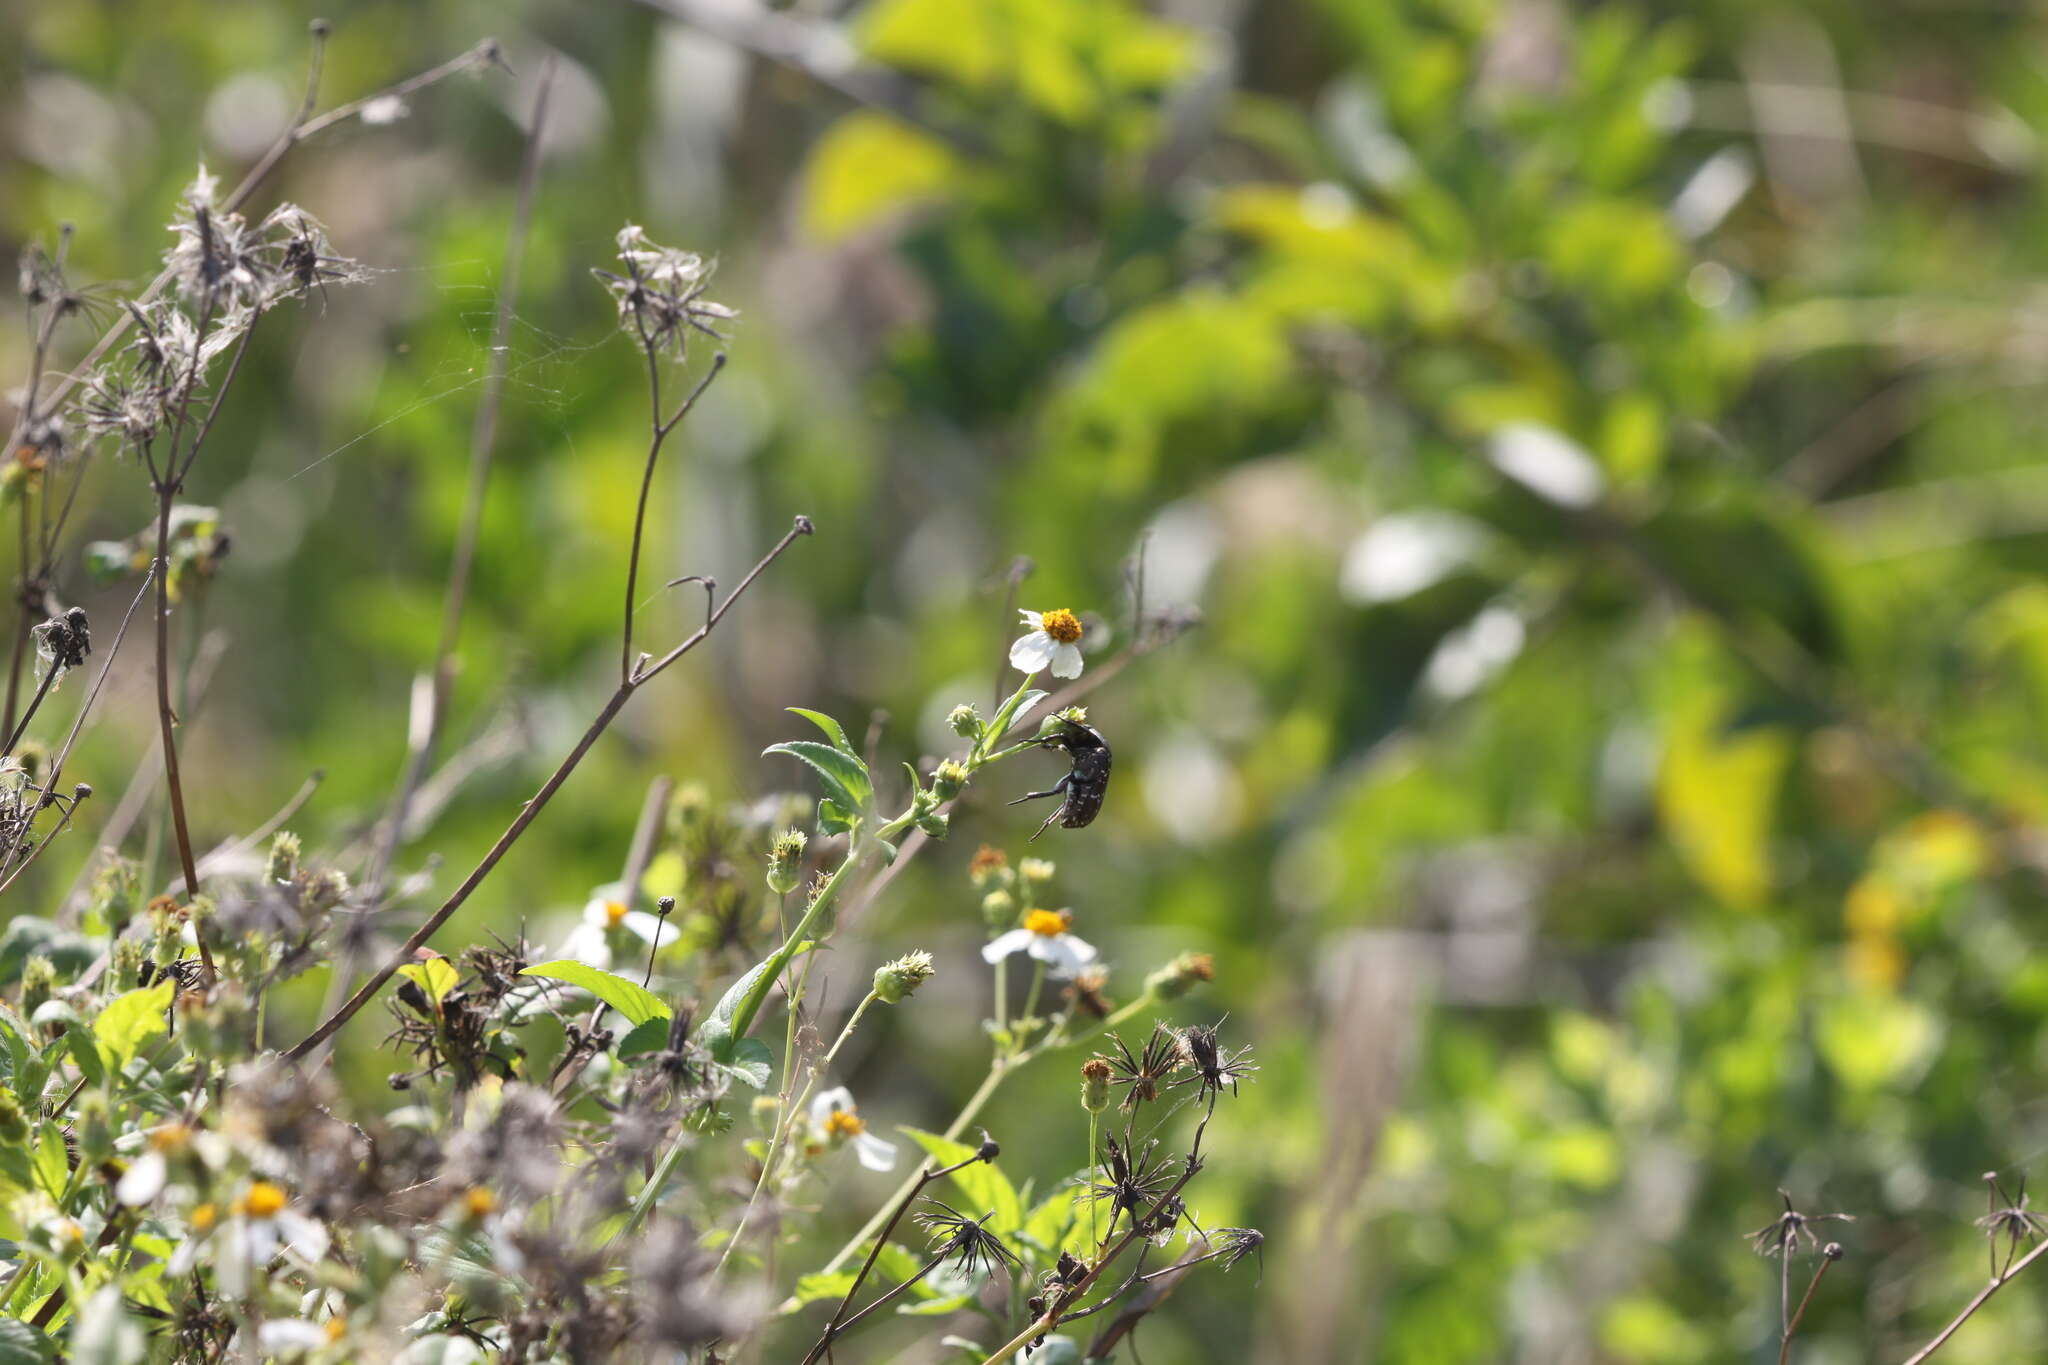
top-left (10, 0), bottom-right (2048, 1360)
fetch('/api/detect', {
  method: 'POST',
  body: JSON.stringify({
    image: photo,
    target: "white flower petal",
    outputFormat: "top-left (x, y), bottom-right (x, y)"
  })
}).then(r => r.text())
top-left (1049, 642), bottom-right (1085, 679)
top-left (280, 1211), bottom-right (329, 1261)
top-left (243, 1219), bottom-right (280, 1265)
top-left (981, 929), bottom-right (1034, 964)
top-left (116, 1151), bottom-right (166, 1206)
top-left (1018, 610), bottom-right (1045, 629)
top-left (1009, 633), bottom-right (1057, 674)
top-left (853, 1132), bottom-right (899, 1172)
top-left (621, 910), bottom-right (681, 946)
top-left (811, 1086), bottom-right (855, 1122)
top-left (258, 1320), bottom-right (328, 1352)
top-left (559, 924), bottom-right (612, 969)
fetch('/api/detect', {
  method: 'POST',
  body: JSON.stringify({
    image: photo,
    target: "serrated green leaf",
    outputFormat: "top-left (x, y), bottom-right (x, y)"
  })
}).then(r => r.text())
top-left (764, 740), bottom-right (873, 819)
top-left (716, 1037), bottom-right (775, 1090)
top-left (519, 961), bottom-right (671, 1026)
top-left (93, 981), bottom-right (173, 1070)
top-left (787, 708), bottom-right (857, 755)
top-left (899, 1127), bottom-right (1023, 1235)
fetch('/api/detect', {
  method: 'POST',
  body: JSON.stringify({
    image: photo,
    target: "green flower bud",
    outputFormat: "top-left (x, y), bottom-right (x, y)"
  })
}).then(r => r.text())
top-left (266, 830), bottom-right (302, 884)
top-left (981, 889), bottom-right (1017, 931)
top-left (19, 955), bottom-right (55, 1015)
top-left (0, 1088), bottom-right (28, 1144)
top-left (767, 829), bottom-right (808, 896)
top-left (1145, 952), bottom-right (1215, 1001)
top-left (303, 868), bottom-right (349, 913)
top-left (873, 950), bottom-right (935, 1004)
top-left (916, 809), bottom-right (950, 840)
top-left (76, 1093), bottom-right (113, 1164)
top-left (949, 704), bottom-right (982, 739)
top-left (932, 759), bottom-right (969, 802)
top-left (1081, 1057), bottom-right (1113, 1114)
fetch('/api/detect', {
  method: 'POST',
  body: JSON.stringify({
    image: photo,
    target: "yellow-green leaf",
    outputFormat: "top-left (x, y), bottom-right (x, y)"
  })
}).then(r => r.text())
top-left (92, 980), bottom-right (173, 1068)
top-left (1657, 696), bottom-right (1788, 906)
top-left (801, 113), bottom-right (958, 244)
top-left (397, 956), bottom-right (461, 1006)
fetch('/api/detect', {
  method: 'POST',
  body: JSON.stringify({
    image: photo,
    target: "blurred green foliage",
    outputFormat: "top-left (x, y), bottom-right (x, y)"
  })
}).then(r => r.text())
top-left (9, 0), bottom-right (2048, 1358)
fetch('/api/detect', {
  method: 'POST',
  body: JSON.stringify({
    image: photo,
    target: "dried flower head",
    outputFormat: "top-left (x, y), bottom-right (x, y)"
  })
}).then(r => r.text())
top-left (1096, 1022), bottom-right (1184, 1110)
top-left (1747, 1189), bottom-right (1855, 1259)
top-left (594, 225), bottom-right (737, 357)
top-left (1172, 1022), bottom-right (1257, 1103)
top-left (915, 1199), bottom-right (1023, 1278)
top-left (1978, 1172), bottom-right (2048, 1279)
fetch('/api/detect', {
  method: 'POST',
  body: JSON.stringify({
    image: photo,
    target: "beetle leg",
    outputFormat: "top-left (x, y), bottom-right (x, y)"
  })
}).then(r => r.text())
top-left (1007, 773), bottom-right (1072, 806)
top-left (1029, 804), bottom-right (1066, 842)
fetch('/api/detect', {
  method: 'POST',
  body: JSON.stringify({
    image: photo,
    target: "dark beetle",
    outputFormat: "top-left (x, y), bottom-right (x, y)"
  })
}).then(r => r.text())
top-left (1008, 717), bottom-right (1112, 840)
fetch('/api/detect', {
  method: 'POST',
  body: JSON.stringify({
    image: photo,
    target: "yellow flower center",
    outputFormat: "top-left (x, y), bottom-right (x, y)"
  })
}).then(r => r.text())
top-left (604, 900), bottom-right (629, 927)
top-left (149, 1122), bottom-right (192, 1153)
top-left (463, 1186), bottom-right (497, 1218)
top-left (1025, 908), bottom-right (1070, 937)
top-left (1038, 608), bottom-right (1083, 645)
top-left (823, 1109), bottom-right (866, 1139)
top-left (237, 1182), bottom-right (287, 1220)
top-left (190, 1202), bottom-right (218, 1232)
top-left (325, 1319), bottom-right (348, 1344)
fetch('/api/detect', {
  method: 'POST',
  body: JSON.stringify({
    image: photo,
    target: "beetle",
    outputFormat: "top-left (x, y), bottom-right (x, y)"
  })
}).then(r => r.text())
top-left (1007, 716), bottom-right (1112, 840)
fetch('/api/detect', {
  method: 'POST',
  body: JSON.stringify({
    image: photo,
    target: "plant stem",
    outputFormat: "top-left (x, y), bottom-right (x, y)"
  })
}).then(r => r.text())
top-left (1901, 1236), bottom-right (2048, 1365)
top-left (282, 518), bottom-right (810, 1061)
top-left (1778, 1253), bottom-right (1836, 1365)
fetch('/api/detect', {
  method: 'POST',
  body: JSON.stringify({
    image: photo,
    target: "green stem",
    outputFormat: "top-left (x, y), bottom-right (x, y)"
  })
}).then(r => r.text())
top-left (818, 989), bottom-right (1160, 1276)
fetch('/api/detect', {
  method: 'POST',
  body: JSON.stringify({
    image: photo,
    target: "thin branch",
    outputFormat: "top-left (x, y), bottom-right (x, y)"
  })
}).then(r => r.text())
top-left (1901, 1236), bottom-right (2048, 1365)
top-left (1778, 1248), bottom-right (1839, 1365)
top-left (281, 518), bottom-right (812, 1061)
top-left (621, 352), bottom-right (727, 682)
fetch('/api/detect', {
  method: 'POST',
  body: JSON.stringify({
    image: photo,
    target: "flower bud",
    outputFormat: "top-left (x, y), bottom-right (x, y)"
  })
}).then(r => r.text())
top-left (1081, 1058), bottom-right (1113, 1114)
top-left (266, 831), bottom-right (302, 885)
top-left (969, 845), bottom-right (1009, 888)
top-left (303, 868), bottom-right (349, 913)
top-left (0, 1088), bottom-right (28, 1144)
top-left (1019, 857), bottom-right (1055, 884)
top-left (1145, 951), bottom-right (1215, 1000)
top-left (976, 1133), bottom-right (1001, 1163)
top-left (765, 828), bottom-right (808, 895)
top-left (932, 759), bottom-right (969, 802)
top-left (873, 950), bottom-right (935, 1004)
top-left (949, 704), bottom-right (982, 739)
top-left (19, 955), bottom-right (54, 1015)
top-left (981, 889), bottom-right (1017, 931)
top-left (916, 809), bottom-right (950, 840)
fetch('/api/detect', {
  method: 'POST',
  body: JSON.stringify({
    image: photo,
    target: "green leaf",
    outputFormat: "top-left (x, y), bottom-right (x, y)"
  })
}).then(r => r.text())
top-left (519, 961), bottom-right (671, 1026)
top-left (899, 1127), bottom-right (1023, 1235)
top-left (92, 982), bottom-right (173, 1070)
top-left (715, 1037), bottom-right (775, 1090)
top-left (816, 798), bottom-right (857, 836)
top-left (1656, 689), bottom-right (1790, 907)
top-left (703, 958), bottom-right (775, 1057)
top-left (1019, 1182), bottom-right (1084, 1258)
top-left (616, 1016), bottom-right (671, 1060)
top-left (397, 957), bottom-right (461, 1005)
top-left (801, 112), bottom-right (960, 243)
top-left (789, 1270), bottom-right (860, 1307)
top-left (31, 1123), bottom-right (66, 1201)
top-left (0, 1319), bottom-right (56, 1364)
top-left (787, 708), bottom-right (858, 756)
top-left (763, 740), bottom-right (873, 819)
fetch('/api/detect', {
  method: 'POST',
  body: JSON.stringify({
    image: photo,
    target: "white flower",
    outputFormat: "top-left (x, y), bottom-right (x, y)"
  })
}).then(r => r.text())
top-left (116, 1122), bottom-right (201, 1206)
top-left (257, 1319), bottom-right (332, 1355)
top-left (209, 1182), bottom-right (329, 1298)
top-left (559, 882), bottom-right (679, 969)
top-left (809, 1086), bottom-right (898, 1172)
top-left (982, 908), bottom-right (1098, 979)
top-left (1009, 608), bottom-right (1085, 679)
